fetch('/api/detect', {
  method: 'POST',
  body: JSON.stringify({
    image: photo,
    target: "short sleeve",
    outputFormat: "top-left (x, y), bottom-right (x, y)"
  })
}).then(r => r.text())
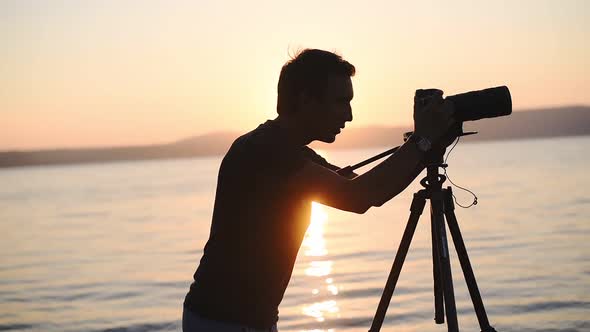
top-left (301, 147), bottom-right (340, 172)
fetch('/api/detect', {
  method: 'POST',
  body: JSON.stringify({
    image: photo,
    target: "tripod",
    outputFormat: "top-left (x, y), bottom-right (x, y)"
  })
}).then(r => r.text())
top-left (366, 156), bottom-right (497, 332)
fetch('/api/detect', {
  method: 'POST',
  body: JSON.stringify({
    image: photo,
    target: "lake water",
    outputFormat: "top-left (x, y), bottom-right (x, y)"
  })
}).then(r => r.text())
top-left (1, 136), bottom-right (589, 332)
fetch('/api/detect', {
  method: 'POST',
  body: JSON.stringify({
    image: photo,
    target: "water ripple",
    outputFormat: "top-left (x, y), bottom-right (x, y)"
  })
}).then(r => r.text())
top-left (0, 324), bottom-right (36, 331)
top-left (501, 300), bottom-right (590, 314)
top-left (93, 321), bottom-right (179, 332)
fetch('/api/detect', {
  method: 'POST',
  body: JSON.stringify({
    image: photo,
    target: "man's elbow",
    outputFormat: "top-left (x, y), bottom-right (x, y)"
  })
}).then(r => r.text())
top-left (344, 185), bottom-right (383, 214)
top-left (373, 194), bottom-right (392, 208)
top-left (338, 193), bottom-right (372, 214)
top-left (319, 190), bottom-right (370, 214)
top-left (368, 189), bottom-right (401, 210)
top-left (351, 197), bottom-right (395, 214)
top-left (351, 202), bottom-right (371, 214)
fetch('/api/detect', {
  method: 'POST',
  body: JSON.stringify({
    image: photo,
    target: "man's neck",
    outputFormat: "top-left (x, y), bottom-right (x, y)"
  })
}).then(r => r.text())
top-left (273, 115), bottom-right (313, 146)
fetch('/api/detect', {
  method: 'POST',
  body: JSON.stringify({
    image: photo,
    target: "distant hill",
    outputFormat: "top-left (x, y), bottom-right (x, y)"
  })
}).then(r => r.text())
top-left (1, 106), bottom-right (589, 168)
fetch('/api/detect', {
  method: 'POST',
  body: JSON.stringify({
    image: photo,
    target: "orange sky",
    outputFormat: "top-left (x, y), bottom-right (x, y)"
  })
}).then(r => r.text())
top-left (1, 0), bottom-right (588, 150)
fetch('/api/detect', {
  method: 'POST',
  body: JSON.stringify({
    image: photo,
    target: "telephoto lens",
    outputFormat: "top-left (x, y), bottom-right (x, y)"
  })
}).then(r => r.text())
top-left (446, 86), bottom-right (512, 122)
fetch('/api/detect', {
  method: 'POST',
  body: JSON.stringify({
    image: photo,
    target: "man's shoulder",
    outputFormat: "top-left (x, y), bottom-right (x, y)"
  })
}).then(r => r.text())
top-left (221, 120), bottom-right (314, 177)
top-left (228, 121), bottom-right (285, 155)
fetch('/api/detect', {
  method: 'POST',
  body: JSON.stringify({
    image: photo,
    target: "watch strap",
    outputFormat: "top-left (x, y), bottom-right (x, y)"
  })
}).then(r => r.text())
top-left (409, 134), bottom-right (432, 152)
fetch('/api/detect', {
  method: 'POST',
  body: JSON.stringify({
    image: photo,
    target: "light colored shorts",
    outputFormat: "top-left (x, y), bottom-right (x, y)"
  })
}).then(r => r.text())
top-left (182, 307), bottom-right (279, 332)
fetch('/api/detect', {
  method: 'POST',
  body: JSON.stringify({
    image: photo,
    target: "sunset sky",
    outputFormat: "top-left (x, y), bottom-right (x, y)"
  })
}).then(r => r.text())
top-left (1, 0), bottom-right (588, 150)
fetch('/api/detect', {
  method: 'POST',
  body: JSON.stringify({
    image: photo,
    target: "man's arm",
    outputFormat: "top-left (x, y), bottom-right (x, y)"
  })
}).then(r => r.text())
top-left (292, 138), bottom-right (426, 213)
top-left (289, 97), bottom-right (455, 214)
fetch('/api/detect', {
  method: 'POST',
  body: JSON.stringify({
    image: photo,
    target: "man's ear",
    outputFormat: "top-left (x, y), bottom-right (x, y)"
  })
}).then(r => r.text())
top-left (298, 91), bottom-right (312, 108)
top-left (299, 90), bottom-right (321, 111)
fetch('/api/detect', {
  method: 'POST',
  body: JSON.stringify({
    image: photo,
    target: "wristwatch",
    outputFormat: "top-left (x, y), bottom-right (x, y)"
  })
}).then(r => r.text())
top-left (409, 134), bottom-right (432, 153)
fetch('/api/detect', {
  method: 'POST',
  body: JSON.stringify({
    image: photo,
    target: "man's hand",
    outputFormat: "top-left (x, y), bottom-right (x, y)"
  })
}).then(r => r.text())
top-left (413, 91), bottom-right (456, 144)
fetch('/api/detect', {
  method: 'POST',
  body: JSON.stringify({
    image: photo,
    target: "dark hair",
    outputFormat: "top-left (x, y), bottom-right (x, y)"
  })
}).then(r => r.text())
top-left (277, 49), bottom-right (355, 115)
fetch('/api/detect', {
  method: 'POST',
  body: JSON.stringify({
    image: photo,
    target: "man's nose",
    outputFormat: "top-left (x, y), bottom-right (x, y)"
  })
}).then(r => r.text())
top-left (345, 107), bottom-right (353, 122)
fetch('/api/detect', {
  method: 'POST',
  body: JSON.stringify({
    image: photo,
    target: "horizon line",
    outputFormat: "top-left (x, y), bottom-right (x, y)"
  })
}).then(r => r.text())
top-left (2, 104), bottom-right (588, 153)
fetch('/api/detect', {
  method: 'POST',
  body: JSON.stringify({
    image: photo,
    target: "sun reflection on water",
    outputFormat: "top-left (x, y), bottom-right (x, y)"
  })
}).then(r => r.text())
top-left (301, 202), bottom-right (341, 325)
top-left (302, 300), bottom-right (339, 322)
top-left (302, 202), bottom-right (328, 257)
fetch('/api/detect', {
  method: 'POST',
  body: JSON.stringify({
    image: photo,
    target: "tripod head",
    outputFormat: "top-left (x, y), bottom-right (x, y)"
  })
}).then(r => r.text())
top-left (420, 162), bottom-right (448, 192)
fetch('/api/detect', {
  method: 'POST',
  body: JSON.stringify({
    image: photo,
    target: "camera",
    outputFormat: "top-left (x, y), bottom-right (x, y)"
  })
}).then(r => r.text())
top-left (415, 86), bottom-right (512, 140)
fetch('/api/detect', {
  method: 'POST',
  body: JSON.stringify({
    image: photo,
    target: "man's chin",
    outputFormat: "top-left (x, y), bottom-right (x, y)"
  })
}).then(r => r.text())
top-left (317, 134), bottom-right (337, 143)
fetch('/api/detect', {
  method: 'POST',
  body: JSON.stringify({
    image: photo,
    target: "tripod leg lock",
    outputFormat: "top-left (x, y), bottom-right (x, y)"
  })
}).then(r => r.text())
top-left (444, 186), bottom-right (455, 211)
top-left (410, 191), bottom-right (427, 213)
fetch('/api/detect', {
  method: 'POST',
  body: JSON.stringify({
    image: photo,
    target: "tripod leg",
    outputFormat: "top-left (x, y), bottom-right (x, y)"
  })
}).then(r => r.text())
top-left (369, 191), bottom-right (427, 332)
top-left (443, 187), bottom-right (497, 332)
top-left (431, 204), bottom-right (445, 323)
top-left (431, 190), bottom-right (459, 332)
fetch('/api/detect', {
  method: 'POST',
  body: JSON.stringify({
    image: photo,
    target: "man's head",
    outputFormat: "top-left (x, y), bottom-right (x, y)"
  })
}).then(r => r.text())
top-left (277, 49), bottom-right (355, 143)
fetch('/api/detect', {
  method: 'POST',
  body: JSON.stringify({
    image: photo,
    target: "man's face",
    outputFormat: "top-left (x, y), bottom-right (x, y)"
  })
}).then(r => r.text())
top-left (303, 75), bottom-right (354, 143)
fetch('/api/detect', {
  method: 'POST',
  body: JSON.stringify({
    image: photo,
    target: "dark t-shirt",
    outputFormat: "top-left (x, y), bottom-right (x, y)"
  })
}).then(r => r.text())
top-left (184, 120), bottom-right (339, 328)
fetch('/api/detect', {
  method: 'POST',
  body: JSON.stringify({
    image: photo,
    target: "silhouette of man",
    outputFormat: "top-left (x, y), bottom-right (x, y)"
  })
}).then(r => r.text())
top-left (183, 49), bottom-right (455, 331)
